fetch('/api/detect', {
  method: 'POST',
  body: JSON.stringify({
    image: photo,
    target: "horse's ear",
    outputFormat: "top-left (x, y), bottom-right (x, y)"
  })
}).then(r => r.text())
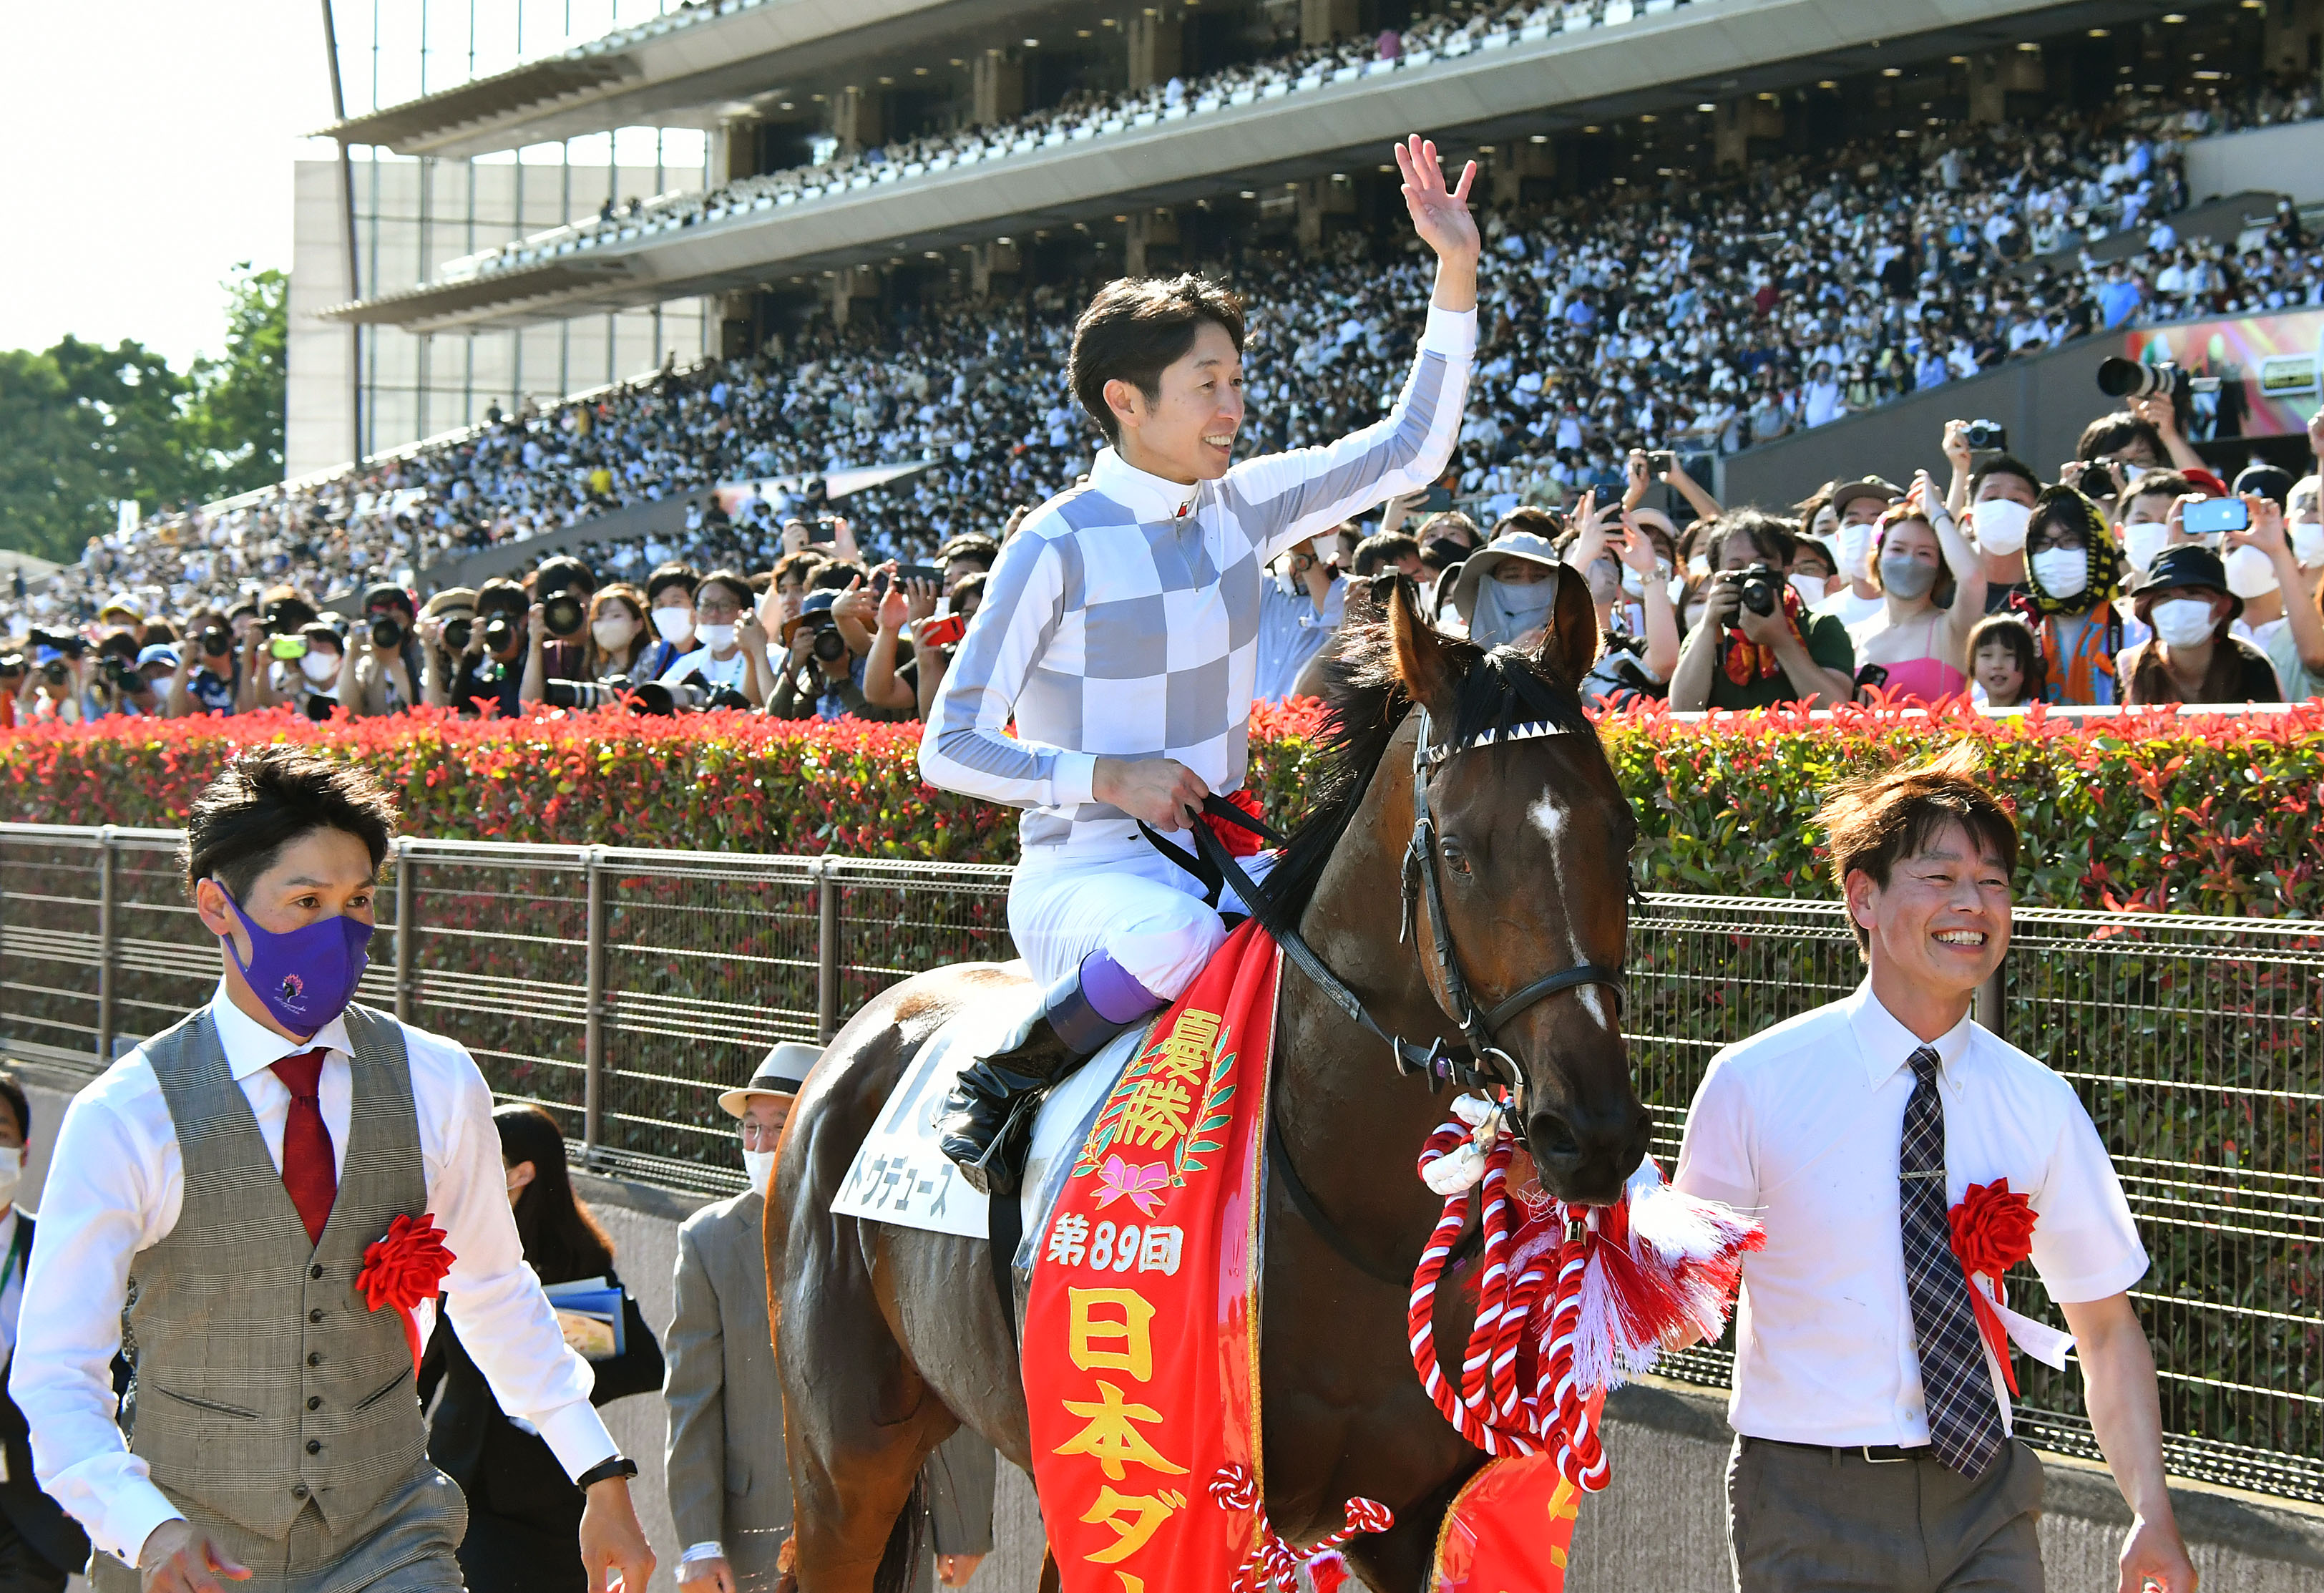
top-left (1390, 573), bottom-right (1461, 714)
top-left (1532, 563), bottom-right (1601, 686)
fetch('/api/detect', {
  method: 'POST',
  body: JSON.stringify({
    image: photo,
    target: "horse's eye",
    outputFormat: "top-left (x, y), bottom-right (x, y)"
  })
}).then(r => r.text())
top-left (1440, 837), bottom-right (1472, 875)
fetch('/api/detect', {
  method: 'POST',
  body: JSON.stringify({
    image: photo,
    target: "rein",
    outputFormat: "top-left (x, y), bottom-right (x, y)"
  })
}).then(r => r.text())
top-left (1144, 709), bottom-right (1628, 1285)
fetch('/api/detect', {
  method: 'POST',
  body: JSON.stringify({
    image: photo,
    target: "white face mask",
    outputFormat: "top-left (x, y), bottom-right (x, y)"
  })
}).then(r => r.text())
top-left (743, 1148), bottom-right (778, 1190)
top-left (592, 615), bottom-right (638, 652)
top-left (1971, 498), bottom-right (2031, 555)
top-left (2149, 596), bottom-right (2220, 648)
top-left (1833, 521), bottom-right (1874, 581)
top-left (2223, 542), bottom-right (2281, 599)
top-left (2120, 520), bottom-right (2170, 575)
top-left (1686, 554), bottom-right (1712, 579)
top-left (0, 1146), bottom-right (21, 1209)
top-left (2291, 517), bottom-right (2324, 567)
top-left (2030, 547), bottom-right (2088, 598)
top-left (1790, 574), bottom-right (1828, 607)
top-left (651, 606), bottom-right (693, 644)
top-left (695, 623), bottom-right (738, 652)
top-left (298, 651), bottom-right (341, 685)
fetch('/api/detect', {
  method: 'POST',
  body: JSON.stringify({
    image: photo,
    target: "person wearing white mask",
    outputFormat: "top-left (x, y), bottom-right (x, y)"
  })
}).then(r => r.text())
top-left (1809, 479), bottom-right (1900, 629)
top-left (583, 586), bottom-right (652, 681)
top-left (2018, 486), bottom-right (2132, 706)
top-left (2111, 469), bottom-right (2202, 584)
top-left (2118, 545), bottom-right (2282, 705)
top-left (2223, 467), bottom-right (2298, 648)
top-left (0, 1069), bottom-right (94, 1592)
top-left (1951, 446), bottom-right (2041, 614)
top-left (1452, 522), bottom-right (1567, 651)
top-left (2267, 472), bottom-right (2324, 700)
top-left (635, 565), bottom-right (703, 681)
top-left (658, 570), bottom-right (770, 708)
top-left (670, 1047), bottom-right (997, 1593)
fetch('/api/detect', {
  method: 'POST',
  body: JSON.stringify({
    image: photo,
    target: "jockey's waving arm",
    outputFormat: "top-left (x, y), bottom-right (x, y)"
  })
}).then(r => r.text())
top-left (921, 137), bottom-right (1478, 1195)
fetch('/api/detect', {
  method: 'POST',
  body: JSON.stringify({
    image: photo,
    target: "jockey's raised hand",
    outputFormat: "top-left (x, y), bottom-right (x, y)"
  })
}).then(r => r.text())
top-left (1395, 134), bottom-right (1480, 313)
top-left (1095, 756), bottom-right (1210, 834)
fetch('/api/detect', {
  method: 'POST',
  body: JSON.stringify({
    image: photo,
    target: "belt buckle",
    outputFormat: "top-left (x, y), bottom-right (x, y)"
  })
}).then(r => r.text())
top-left (1860, 1444), bottom-right (1910, 1463)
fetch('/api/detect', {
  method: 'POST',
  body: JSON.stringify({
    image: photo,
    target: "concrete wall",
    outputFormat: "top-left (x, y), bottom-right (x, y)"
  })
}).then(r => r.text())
top-left (2185, 120), bottom-right (2324, 211)
top-left (13, 1070), bottom-right (2320, 1592)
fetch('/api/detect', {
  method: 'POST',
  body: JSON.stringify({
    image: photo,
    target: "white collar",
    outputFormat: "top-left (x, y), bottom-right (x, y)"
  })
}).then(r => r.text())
top-left (1088, 447), bottom-right (1202, 525)
top-left (208, 978), bottom-right (353, 1082)
top-left (1845, 978), bottom-right (1974, 1089)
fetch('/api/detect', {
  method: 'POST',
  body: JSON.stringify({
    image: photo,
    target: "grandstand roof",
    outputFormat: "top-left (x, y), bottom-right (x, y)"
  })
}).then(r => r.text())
top-left (323, 0), bottom-right (2173, 332)
top-left (321, 0), bottom-right (1060, 158)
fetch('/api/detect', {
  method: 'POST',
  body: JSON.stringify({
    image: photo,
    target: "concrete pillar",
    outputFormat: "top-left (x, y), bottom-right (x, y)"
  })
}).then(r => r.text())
top-left (968, 240), bottom-right (1021, 298)
top-left (972, 49), bottom-right (1024, 125)
top-left (833, 86), bottom-right (885, 156)
top-left (1713, 97), bottom-right (1784, 172)
top-left (1967, 49), bottom-right (2045, 125)
top-left (713, 291), bottom-right (754, 360)
top-left (1490, 140), bottom-right (1556, 206)
top-left (1127, 11), bottom-right (1184, 89)
top-left (1294, 176), bottom-right (1355, 250)
top-left (1299, 0), bottom-right (1360, 47)
top-left (826, 263), bottom-right (877, 328)
top-left (709, 117), bottom-right (758, 187)
top-left (1123, 210), bottom-right (1178, 276)
top-left (2261, 0), bottom-right (2324, 94)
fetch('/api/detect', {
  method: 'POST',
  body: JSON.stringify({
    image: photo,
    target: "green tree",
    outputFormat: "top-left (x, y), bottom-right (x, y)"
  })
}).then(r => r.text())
top-left (0, 264), bottom-right (286, 565)
top-left (183, 264), bottom-right (288, 498)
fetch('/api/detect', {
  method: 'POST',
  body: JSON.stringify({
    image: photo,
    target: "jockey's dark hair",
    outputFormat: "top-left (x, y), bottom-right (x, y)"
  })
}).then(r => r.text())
top-left (1815, 741), bottom-right (2019, 956)
top-left (182, 746), bottom-right (398, 905)
top-left (1258, 575), bottom-right (1605, 933)
top-left (495, 1101), bottom-right (616, 1285)
top-left (1069, 274), bottom-right (1246, 444)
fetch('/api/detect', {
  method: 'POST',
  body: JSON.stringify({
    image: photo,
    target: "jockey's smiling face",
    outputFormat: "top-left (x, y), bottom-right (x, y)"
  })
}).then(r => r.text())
top-left (1105, 319), bottom-right (1246, 487)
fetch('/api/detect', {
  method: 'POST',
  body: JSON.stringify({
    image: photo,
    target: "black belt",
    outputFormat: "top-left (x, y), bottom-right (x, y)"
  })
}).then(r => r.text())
top-left (1747, 1436), bottom-right (1937, 1464)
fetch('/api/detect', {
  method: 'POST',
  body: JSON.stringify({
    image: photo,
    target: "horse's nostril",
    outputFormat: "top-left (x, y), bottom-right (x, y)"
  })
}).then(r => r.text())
top-left (1528, 1113), bottom-right (1584, 1166)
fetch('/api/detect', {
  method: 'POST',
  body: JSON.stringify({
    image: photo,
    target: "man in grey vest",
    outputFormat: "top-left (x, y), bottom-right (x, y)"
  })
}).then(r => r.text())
top-left (12, 749), bottom-right (656, 1593)
top-left (668, 1048), bottom-right (995, 1593)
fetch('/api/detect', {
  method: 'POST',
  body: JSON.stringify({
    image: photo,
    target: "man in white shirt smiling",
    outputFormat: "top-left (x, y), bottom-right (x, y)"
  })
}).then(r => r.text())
top-left (14, 750), bottom-right (654, 1593)
top-left (1674, 744), bottom-right (2194, 1593)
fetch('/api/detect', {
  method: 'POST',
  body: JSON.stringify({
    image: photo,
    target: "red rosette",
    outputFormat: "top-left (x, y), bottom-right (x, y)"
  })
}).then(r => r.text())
top-left (1948, 1179), bottom-right (2036, 1395)
top-left (356, 1212), bottom-right (456, 1374)
top-left (1204, 787), bottom-right (1269, 858)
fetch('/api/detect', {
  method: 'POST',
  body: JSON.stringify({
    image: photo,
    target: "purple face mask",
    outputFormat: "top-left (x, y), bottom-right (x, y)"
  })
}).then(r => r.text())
top-left (218, 887), bottom-right (375, 1036)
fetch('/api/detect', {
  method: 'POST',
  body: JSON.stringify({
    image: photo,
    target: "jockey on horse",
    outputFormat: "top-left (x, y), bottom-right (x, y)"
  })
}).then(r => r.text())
top-left (920, 135), bottom-right (1481, 1197)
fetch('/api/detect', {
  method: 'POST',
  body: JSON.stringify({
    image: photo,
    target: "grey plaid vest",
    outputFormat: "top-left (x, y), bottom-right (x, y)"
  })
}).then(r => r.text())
top-left (124, 1003), bottom-right (430, 1540)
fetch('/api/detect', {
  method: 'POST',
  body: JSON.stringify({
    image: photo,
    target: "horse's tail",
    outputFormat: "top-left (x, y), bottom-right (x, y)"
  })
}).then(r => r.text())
top-left (872, 1474), bottom-right (927, 1593)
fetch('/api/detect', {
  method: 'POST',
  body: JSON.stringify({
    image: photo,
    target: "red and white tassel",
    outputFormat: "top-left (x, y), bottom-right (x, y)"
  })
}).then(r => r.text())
top-left (1207, 1464), bottom-right (1393, 1593)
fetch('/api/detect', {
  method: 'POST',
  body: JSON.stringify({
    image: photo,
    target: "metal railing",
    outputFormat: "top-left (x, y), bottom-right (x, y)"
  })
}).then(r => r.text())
top-left (1, 824), bottom-right (2315, 1504)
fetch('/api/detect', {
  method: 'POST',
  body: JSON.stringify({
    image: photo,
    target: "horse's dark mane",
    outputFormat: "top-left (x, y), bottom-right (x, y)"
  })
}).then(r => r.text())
top-left (1254, 580), bottom-right (1605, 937)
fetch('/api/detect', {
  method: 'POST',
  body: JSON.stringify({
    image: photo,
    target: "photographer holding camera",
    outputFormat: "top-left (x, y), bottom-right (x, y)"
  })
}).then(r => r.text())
top-left (444, 579), bottom-right (537, 717)
top-left (654, 570), bottom-right (768, 708)
top-left (1850, 473), bottom-right (1986, 705)
top-left (771, 590), bottom-right (881, 721)
top-left (518, 557), bottom-right (601, 705)
top-left (343, 583), bottom-right (425, 718)
top-left (861, 560), bottom-right (943, 716)
top-left (414, 588), bottom-right (479, 708)
top-left (1669, 510), bottom-right (1857, 712)
top-left (253, 624), bottom-right (346, 721)
top-left (166, 610), bottom-right (245, 718)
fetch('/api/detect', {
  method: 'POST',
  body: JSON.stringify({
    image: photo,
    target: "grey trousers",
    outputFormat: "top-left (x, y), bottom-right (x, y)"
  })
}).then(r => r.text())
top-left (1727, 1435), bottom-right (2046, 1593)
top-left (93, 1462), bottom-right (466, 1593)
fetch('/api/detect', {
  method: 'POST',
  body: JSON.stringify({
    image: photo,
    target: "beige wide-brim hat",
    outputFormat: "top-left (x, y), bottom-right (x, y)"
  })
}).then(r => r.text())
top-left (718, 1041), bottom-right (821, 1117)
top-left (1450, 531), bottom-right (1565, 624)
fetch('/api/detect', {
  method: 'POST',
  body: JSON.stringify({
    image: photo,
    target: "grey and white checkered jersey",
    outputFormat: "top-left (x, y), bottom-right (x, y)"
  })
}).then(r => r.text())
top-left (922, 303), bottom-right (1476, 854)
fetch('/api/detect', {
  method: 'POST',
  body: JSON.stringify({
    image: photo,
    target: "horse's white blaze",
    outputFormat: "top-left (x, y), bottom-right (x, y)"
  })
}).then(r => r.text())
top-left (1576, 986), bottom-right (1613, 1031)
top-left (1526, 791), bottom-right (1566, 844)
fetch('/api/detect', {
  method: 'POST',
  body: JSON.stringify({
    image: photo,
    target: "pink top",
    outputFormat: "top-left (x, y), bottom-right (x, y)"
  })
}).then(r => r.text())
top-left (1873, 614), bottom-right (1967, 703)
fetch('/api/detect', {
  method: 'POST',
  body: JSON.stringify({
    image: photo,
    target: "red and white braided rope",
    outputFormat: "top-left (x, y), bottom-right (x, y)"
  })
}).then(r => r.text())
top-left (1407, 1111), bottom-right (1610, 1489)
top-left (1206, 1463), bottom-right (1393, 1593)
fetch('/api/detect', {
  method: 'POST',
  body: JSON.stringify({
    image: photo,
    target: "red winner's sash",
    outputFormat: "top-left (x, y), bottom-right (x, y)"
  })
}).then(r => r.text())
top-left (1024, 919), bottom-right (1280, 1593)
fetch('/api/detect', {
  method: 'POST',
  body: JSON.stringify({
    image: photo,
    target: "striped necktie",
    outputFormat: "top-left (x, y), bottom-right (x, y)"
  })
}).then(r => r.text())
top-left (1900, 1043), bottom-right (2005, 1476)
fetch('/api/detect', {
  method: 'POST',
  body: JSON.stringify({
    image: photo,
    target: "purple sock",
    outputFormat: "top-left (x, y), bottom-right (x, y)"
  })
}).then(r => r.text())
top-left (1080, 950), bottom-right (1165, 1024)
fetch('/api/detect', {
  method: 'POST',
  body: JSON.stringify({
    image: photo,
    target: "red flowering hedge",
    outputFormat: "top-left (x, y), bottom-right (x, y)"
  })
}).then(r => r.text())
top-left (1, 698), bottom-right (2318, 917)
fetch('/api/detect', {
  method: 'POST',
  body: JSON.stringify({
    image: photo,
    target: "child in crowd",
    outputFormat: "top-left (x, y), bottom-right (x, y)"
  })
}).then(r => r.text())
top-left (1964, 613), bottom-right (2044, 708)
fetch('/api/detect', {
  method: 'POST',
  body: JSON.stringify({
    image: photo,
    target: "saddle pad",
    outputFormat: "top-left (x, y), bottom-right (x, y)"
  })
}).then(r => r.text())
top-left (829, 995), bottom-right (1143, 1242)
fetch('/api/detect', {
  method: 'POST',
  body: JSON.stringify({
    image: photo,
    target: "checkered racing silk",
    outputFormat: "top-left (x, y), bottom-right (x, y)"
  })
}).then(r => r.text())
top-left (922, 306), bottom-right (1476, 853)
top-left (1901, 1043), bottom-right (2007, 1477)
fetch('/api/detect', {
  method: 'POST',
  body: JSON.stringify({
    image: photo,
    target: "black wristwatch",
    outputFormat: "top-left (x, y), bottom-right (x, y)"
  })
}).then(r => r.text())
top-left (577, 1456), bottom-right (640, 1489)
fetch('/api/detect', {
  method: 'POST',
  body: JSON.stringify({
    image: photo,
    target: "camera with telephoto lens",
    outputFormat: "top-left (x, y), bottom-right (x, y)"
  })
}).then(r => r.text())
top-left (543, 678), bottom-right (630, 710)
top-left (102, 655), bottom-right (142, 693)
top-left (441, 616), bottom-right (473, 653)
top-left (797, 610), bottom-right (849, 664)
top-left (627, 681), bottom-right (751, 716)
top-left (2096, 357), bottom-right (2221, 402)
top-left (371, 615), bottom-right (405, 650)
top-left (1734, 562), bottom-right (1784, 618)
top-left (199, 625), bottom-right (232, 660)
top-left (1961, 419), bottom-right (2007, 452)
top-left (39, 657), bottom-right (69, 687)
top-left (481, 614), bottom-right (518, 656)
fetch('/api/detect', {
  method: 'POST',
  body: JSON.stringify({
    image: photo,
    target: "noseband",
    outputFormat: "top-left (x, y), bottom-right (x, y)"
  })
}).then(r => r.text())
top-left (1176, 706), bottom-right (1628, 1096)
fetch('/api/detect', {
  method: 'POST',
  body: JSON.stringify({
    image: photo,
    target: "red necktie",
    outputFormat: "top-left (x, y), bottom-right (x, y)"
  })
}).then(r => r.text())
top-left (270, 1049), bottom-right (338, 1247)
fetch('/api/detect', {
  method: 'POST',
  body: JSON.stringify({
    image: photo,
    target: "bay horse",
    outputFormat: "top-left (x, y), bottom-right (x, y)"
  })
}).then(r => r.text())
top-left (771, 570), bottom-right (1649, 1592)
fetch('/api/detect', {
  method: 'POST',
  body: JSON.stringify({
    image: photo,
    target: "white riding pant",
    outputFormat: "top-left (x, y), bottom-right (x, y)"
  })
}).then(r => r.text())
top-left (1007, 838), bottom-right (1276, 999)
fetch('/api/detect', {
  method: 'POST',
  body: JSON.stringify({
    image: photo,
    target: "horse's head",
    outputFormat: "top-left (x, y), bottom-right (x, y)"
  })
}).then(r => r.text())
top-left (1383, 568), bottom-right (1651, 1206)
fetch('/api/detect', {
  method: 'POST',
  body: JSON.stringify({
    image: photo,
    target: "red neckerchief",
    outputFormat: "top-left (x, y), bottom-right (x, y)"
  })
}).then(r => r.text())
top-left (1722, 583), bottom-right (1810, 686)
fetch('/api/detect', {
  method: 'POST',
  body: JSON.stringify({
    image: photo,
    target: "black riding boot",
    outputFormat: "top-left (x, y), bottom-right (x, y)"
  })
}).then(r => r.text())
top-left (939, 953), bottom-right (1161, 1197)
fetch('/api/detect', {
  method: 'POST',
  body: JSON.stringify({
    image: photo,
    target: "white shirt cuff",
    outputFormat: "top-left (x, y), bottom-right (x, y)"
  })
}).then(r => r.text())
top-left (532, 1398), bottom-right (620, 1483)
top-left (105, 1485), bottom-right (186, 1572)
top-left (681, 1541), bottom-right (728, 1565)
top-left (1420, 304), bottom-right (1480, 353)
top-left (1052, 750), bottom-right (1099, 809)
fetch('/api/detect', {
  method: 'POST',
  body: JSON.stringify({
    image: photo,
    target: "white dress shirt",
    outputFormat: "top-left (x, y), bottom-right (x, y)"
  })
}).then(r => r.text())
top-left (13, 984), bottom-right (617, 1564)
top-left (0, 1206), bottom-right (23, 1360)
top-left (1673, 980), bottom-right (2146, 1448)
